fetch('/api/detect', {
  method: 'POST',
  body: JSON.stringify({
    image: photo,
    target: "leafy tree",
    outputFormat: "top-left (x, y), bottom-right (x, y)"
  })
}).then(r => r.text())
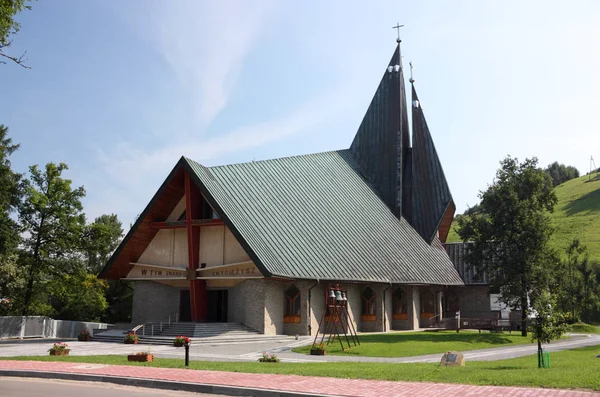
top-left (83, 214), bottom-right (123, 274)
top-left (49, 268), bottom-right (108, 322)
top-left (0, 125), bottom-right (22, 254)
top-left (457, 156), bottom-right (558, 336)
top-left (18, 162), bottom-right (86, 315)
top-left (102, 280), bottom-right (133, 323)
top-left (530, 290), bottom-right (567, 368)
top-left (544, 162), bottom-right (580, 187)
top-left (0, 0), bottom-right (32, 68)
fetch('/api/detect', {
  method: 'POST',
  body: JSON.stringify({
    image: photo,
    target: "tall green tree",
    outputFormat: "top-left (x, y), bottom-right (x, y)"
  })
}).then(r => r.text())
top-left (0, 0), bottom-right (32, 67)
top-left (544, 162), bottom-right (580, 187)
top-left (83, 214), bottom-right (123, 274)
top-left (0, 125), bottom-right (22, 254)
top-left (18, 162), bottom-right (86, 315)
top-left (457, 156), bottom-right (558, 336)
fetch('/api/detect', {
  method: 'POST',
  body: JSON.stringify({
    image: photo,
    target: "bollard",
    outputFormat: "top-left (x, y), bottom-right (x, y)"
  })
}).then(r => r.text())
top-left (184, 342), bottom-right (190, 367)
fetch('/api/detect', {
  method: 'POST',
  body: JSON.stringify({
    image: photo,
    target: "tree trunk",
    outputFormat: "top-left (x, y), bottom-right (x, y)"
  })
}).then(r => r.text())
top-left (537, 335), bottom-right (542, 368)
top-left (21, 215), bottom-right (45, 316)
top-left (521, 296), bottom-right (528, 337)
top-left (21, 264), bottom-right (36, 316)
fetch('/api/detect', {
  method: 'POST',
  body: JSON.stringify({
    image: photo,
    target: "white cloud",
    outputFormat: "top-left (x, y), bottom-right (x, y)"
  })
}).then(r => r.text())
top-left (149, 0), bottom-right (277, 128)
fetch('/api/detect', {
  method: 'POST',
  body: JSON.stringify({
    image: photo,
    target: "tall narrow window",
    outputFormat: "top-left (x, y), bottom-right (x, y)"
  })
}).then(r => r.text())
top-left (445, 292), bottom-right (459, 313)
top-left (420, 290), bottom-right (435, 319)
top-left (392, 288), bottom-right (408, 320)
top-left (361, 287), bottom-right (376, 321)
top-left (284, 286), bottom-right (301, 323)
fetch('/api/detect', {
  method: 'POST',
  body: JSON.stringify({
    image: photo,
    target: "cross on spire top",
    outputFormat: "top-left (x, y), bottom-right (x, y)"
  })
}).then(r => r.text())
top-left (393, 23), bottom-right (404, 43)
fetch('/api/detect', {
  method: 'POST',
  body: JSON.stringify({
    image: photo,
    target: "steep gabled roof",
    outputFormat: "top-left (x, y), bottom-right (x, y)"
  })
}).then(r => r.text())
top-left (349, 44), bottom-right (410, 218)
top-left (185, 151), bottom-right (463, 285)
top-left (410, 84), bottom-right (455, 243)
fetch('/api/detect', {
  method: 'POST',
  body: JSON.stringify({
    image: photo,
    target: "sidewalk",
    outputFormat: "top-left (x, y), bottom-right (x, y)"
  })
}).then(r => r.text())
top-left (0, 360), bottom-right (598, 397)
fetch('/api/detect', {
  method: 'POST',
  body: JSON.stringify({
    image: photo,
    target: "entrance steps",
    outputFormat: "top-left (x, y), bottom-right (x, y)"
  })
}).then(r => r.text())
top-left (92, 322), bottom-right (292, 345)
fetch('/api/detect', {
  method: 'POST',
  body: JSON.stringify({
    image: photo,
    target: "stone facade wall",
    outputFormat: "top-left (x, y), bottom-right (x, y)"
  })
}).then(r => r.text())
top-left (263, 280), bottom-right (284, 336)
top-left (408, 286), bottom-right (421, 330)
top-left (383, 285), bottom-right (393, 332)
top-left (308, 284), bottom-right (325, 337)
top-left (229, 279), bottom-right (265, 332)
top-left (131, 281), bottom-right (182, 325)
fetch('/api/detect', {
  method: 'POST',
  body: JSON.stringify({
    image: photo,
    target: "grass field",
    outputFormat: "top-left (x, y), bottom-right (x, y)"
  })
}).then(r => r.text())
top-left (446, 174), bottom-right (600, 260)
top-left (292, 331), bottom-right (531, 357)
top-left (568, 322), bottom-right (600, 334)
top-left (4, 346), bottom-right (600, 390)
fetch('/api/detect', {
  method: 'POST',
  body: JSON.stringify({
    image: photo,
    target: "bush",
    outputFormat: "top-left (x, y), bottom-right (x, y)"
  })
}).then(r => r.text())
top-left (258, 352), bottom-right (280, 363)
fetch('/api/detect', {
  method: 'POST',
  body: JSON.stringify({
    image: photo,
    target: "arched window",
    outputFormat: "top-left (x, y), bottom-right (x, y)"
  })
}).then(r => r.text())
top-left (392, 288), bottom-right (408, 320)
top-left (361, 287), bottom-right (376, 321)
top-left (284, 286), bottom-right (301, 323)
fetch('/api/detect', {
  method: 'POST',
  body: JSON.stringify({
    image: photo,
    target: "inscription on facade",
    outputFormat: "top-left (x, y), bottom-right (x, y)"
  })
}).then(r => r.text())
top-left (209, 266), bottom-right (257, 277)
top-left (126, 265), bottom-right (186, 279)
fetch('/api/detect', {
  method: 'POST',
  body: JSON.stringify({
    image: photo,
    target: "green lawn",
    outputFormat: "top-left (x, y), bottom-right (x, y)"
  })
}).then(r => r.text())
top-left (568, 322), bottom-right (600, 334)
top-left (292, 331), bottom-right (532, 357)
top-left (4, 346), bottom-right (600, 390)
top-left (446, 174), bottom-right (600, 260)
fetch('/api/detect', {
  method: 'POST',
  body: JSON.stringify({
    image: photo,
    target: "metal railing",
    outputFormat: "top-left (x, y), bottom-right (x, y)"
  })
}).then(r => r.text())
top-left (130, 312), bottom-right (179, 337)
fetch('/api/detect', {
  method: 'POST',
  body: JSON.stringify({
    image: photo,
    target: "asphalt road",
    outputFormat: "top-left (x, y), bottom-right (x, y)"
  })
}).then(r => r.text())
top-left (0, 377), bottom-right (227, 397)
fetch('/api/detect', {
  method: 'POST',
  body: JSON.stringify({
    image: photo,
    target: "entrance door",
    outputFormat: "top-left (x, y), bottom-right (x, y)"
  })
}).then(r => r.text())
top-left (206, 290), bottom-right (228, 322)
top-left (179, 290), bottom-right (191, 322)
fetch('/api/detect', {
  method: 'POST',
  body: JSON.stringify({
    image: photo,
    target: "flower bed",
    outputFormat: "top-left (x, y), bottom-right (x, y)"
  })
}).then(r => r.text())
top-left (310, 343), bottom-right (326, 356)
top-left (48, 342), bottom-right (70, 356)
top-left (78, 330), bottom-right (92, 341)
top-left (258, 352), bottom-right (280, 363)
top-left (173, 335), bottom-right (191, 347)
top-left (124, 332), bottom-right (139, 344)
top-left (127, 352), bottom-right (154, 362)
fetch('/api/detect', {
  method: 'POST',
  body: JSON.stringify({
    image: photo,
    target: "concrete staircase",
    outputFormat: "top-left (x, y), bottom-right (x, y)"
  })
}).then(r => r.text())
top-left (92, 322), bottom-right (290, 345)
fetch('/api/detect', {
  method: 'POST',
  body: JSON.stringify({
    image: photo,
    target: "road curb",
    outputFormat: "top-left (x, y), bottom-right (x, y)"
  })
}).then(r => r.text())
top-left (0, 370), bottom-right (328, 397)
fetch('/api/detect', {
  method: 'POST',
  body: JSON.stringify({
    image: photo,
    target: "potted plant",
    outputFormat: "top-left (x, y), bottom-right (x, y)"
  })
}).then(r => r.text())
top-left (78, 330), bottom-right (92, 341)
top-left (257, 352), bottom-right (280, 362)
top-left (310, 343), bottom-right (326, 356)
top-left (48, 342), bottom-right (70, 356)
top-left (127, 351), bottom-right (154, 362)
top-left (173, 335), bottom-right (190, 347)
top-left (124, 332), bottom-right (139, 344)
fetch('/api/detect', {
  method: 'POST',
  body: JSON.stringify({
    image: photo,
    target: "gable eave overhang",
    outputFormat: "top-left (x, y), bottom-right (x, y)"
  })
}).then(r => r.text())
top-left (98, 156), bottom-right (189, 279)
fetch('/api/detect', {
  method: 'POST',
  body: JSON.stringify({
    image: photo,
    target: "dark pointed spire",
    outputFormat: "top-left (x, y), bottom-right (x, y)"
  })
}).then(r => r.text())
top-left (349, 44), bottom-right (410, 218)
top-left (410, 84), bottom-right (455, 243)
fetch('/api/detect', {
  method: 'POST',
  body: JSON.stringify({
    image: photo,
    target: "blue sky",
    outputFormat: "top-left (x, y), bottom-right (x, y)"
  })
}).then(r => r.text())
top-left (2, 1), bottom-right (599, 227)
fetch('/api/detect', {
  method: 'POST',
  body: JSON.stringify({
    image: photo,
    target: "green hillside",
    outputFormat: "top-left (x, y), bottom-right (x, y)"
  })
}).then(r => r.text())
top-left (446, 173), bottom-right (600, 259)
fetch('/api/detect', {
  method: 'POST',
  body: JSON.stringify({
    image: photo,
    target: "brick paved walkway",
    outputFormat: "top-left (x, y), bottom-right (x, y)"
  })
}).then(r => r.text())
top-left (0, 360), bottom-right (598, 397)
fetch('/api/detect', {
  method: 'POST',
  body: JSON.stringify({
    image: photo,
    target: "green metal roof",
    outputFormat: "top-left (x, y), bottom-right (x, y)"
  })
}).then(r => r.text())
top-left (185, 151), bottom-right (464, 285)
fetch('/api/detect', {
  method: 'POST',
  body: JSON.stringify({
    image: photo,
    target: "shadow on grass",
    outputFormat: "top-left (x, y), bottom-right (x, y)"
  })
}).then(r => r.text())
top-left (356, 332), bottom-right (521, 345)
top-left (565, 189), bottom-right (600, 216)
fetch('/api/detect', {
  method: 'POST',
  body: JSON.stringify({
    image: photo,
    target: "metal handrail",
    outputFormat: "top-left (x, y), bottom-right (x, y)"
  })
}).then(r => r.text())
top-left (129, 313), bottom-right (179, 337)
top-left (428, 313), bottom-right (442, 327)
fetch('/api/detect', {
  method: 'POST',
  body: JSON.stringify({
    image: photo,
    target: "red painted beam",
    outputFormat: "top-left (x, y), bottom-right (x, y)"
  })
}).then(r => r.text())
top-left (185, 172), bottom-right (207, 322)
top-left (150, 219), bottom-right (224, 230)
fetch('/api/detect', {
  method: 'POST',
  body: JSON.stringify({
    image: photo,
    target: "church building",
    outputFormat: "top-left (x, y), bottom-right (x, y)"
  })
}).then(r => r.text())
top-left (99, 43), bottom-right (491, 335)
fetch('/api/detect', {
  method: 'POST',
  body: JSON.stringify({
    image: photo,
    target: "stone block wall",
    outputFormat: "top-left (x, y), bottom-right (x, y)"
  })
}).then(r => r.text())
top-left (263, 280), bottom-right (284, 335)
top-left (131, 281), bottom-right (182, 325)
top-left (408, 286), bottom-right (421, 330)
top-left (229, 279), bottom-right (265, 332)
